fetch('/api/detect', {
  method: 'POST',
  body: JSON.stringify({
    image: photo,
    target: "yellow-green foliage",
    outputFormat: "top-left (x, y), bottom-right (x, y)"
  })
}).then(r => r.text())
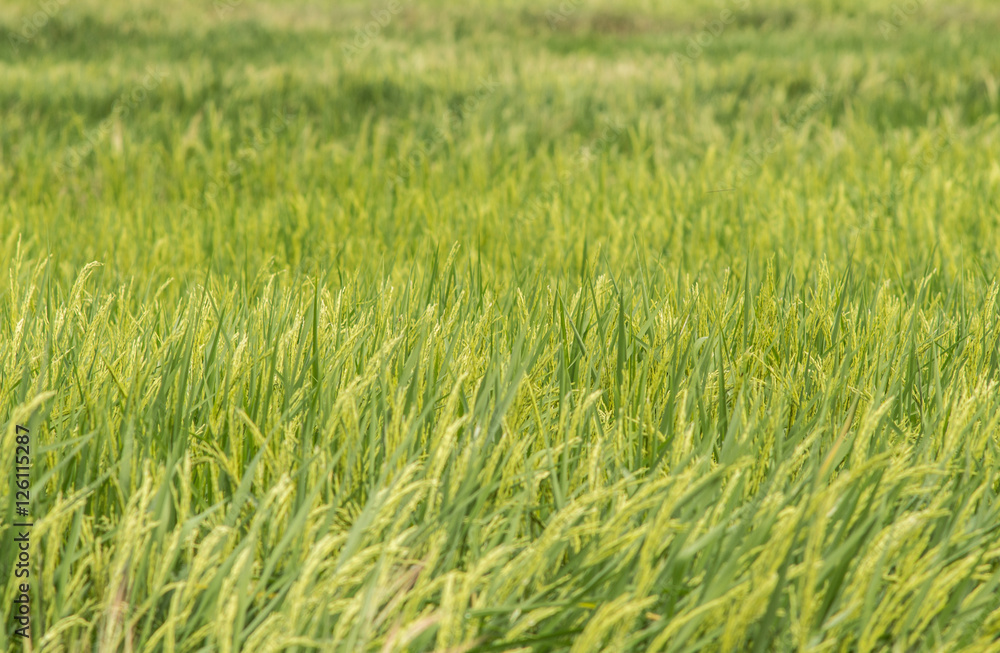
top-left (2, 0), bottom-right (1000, 651)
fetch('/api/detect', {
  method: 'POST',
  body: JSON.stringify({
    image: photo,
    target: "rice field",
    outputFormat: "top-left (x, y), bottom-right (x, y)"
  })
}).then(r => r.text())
top-left (2, 0), bottom-right (1000, 650)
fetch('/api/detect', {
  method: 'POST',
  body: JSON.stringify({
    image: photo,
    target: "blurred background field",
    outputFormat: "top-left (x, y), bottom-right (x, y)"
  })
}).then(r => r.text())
top-left (2, 1), bottom-right (1000, 651)
top-left (2, 0), bottom-right (999, 284)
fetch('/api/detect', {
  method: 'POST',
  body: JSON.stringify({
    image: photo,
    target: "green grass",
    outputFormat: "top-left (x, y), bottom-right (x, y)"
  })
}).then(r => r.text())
top-left (2, 0), bottom-right (1000, 650)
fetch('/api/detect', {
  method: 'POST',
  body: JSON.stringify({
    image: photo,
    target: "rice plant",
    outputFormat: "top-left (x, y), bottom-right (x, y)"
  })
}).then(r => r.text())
top-left (2, 0), bottom-right (1000, 650)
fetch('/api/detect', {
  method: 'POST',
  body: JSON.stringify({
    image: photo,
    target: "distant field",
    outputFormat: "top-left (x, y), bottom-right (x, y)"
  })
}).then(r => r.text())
top-left (2, 1), bottom-right (1000, 651)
